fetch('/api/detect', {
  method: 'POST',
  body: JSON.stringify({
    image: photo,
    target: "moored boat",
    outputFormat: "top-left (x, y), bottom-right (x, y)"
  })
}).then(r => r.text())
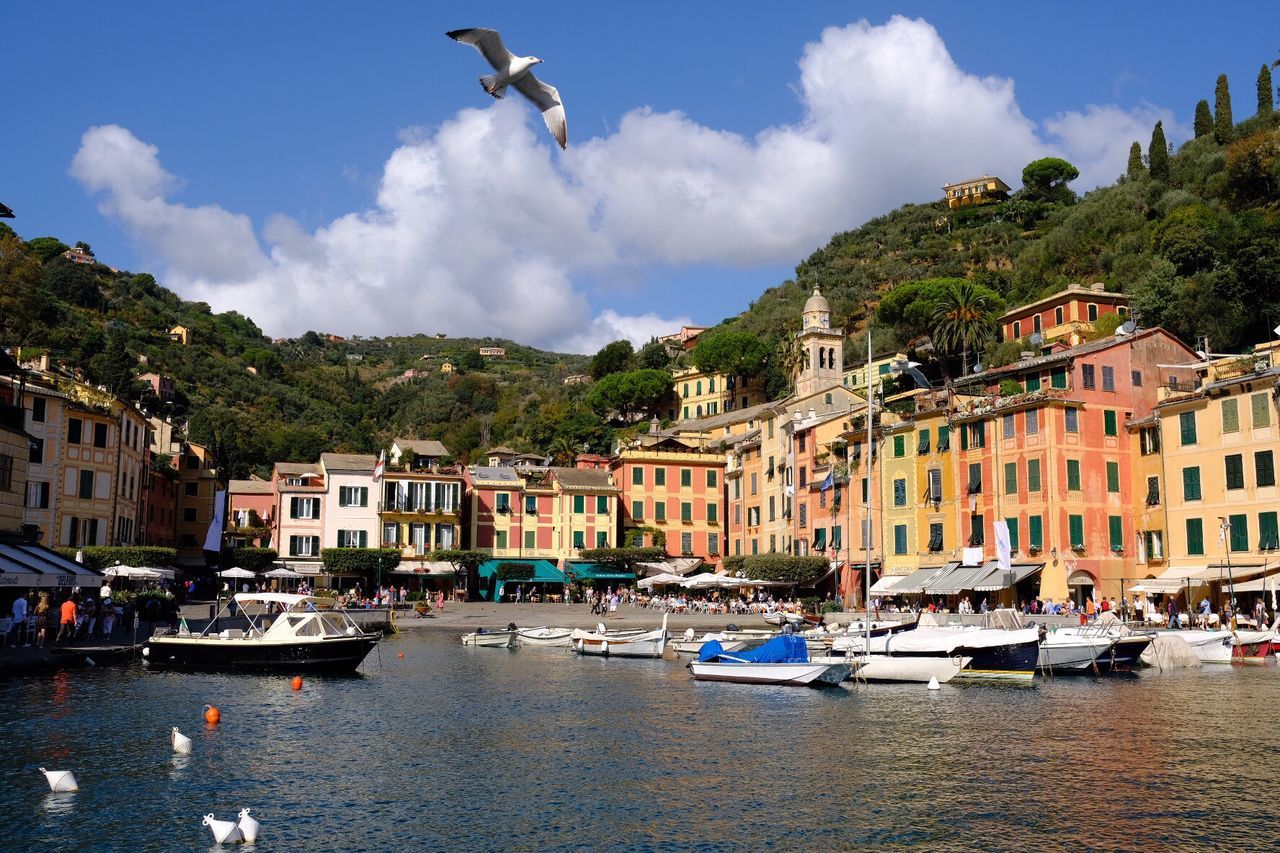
top-left (835, 627), bottom-right (1040, 682)
top-left (1055, 622), bottom-right (1155, 670)
top-left (1157, 629), bottom-right (1233, 663)
top-left (462, 629), bottom-right (517, 648)
top-left (1037, 632), bottom-right (1116, 673)
top-left (690, 636), bottom-right (850, 686)
top-left (572, 616), bottom-right (668, 658)
top-left (515, 626), bottom-right (575, 647)
top-left (1230, 629), bottom-right (1280, 663)
top-left (143, 593), bottom-right (380, 673)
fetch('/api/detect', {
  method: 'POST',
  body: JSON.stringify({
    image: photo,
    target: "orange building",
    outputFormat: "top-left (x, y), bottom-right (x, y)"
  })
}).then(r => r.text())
top-left (613, 435), bottom-right (724, 568)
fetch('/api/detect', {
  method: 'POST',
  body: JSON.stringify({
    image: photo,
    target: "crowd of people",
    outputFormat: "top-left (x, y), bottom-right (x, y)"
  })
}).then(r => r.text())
top-left (4, 584), bottom-right (132, 649)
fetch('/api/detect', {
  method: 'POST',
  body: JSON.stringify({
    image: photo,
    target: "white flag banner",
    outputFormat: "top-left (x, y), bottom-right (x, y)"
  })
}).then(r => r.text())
top-left (962, 547), bottom-right (985, 567)
top-left (373, 449), bottom-right (386, 483)
top-left (994, 519), bottom-right (1012, 572)
top-left (204, 489), bottom-right (226, 552)
top-left (1218, 520), bottom-right (1228, 547)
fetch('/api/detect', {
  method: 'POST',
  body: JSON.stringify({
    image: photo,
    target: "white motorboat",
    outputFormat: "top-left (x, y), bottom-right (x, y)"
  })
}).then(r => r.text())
top-left (835, 627), bottom-right (1040, 682)
top-left (838, 654), bottom-right (970, 684)
top-left (690, 636), bottom-right (850, 686)
top-left (143, 593), bottom-right (380, 672)
top-left (1157, 629), bottom-right (1233, 663)
top-left (1055, 622), bottom-right (1155, 670)
top-left (1037, 632), bottom-right (1116, 672)
top-left (461, 629), bottom-right (517, 648)
top-left (515, 626), bottom-right (575, 647)
top-left (573, 615), bottom-right (668, 658)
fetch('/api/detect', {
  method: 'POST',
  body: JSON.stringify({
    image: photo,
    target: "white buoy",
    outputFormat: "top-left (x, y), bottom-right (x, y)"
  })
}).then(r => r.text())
top-left (172, 727), bottom-right (192, 754)
top-left (927, 675), bottom-right (941, 691)
top-left (236, 808), bottom-right (260, 843)
top-left (202, 814), bottom-right (242, 844)
top-left (40, 767), bottom-right (78, 792)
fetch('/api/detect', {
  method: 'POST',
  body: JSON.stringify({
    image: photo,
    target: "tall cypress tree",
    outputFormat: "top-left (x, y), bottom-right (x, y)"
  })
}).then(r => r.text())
top-left (1126, 141), bottom-right (1145, 180)
top-left (1214, 73), bottom-right (1234, 143)
top-left (1258, 64), bottom-right (1274, 118)
top-left (1194, 99), bottom-right (1213, 138)
top-left (1148, 121), bottom-right (1170, 181)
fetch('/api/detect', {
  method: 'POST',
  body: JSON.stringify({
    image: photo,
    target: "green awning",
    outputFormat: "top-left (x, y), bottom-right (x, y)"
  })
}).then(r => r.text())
top-left (478, 559), bottom-right (565, 583)
top-left (564, 562), bottom-right (635, 582)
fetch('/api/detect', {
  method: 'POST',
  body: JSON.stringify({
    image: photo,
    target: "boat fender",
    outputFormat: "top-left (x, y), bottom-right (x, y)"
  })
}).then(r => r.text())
top-left (927, 676), bottom-right (941, 691)
top-left (601, 640), bottom-right (609, 655)
top-left (236, 808), bottom-right (260, 843)
top-left (172, 727), bottom-right (192, 754)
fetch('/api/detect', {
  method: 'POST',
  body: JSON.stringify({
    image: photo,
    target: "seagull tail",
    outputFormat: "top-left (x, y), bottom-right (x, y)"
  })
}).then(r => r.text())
top-left (479, 75), bottom-right (505, 99)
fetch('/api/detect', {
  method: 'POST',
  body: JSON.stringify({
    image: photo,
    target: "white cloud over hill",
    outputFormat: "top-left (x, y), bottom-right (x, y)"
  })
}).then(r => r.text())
top-left (70, 16), bottom-right (1178, 353)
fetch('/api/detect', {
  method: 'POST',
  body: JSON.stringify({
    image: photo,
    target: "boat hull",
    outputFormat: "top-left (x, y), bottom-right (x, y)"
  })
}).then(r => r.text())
top-left (845, 655), bottom-right (969, 684)
top-left (670, 639), bottom-right (748, 656)
top-left (144, 634), bottom-right (379, 672)
top-left (515, 629), bottom-right (574, 647)
top-left (689, 661), bottom-right (850, 686)
top-left (574, 633), bottom-right (666, 657)
top-left (1231, 632), bottom-right (1280, 664)
top-left (947, 639), bottom-right (1038, 682)
top-left (1037, 637), bottom-right (1113, 672)
top-left (462, 631), bottom-right (517, 648)
top-left (1159, 630), bottom-right (1233, 664)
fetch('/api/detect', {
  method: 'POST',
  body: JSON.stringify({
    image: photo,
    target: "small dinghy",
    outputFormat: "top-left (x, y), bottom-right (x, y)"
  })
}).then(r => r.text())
top-left (690, 635), bottom-right (850, 687)
top-left (461, 627), bottom-right (517, 648)
top-left (515, 626), bottom-right (575, 647)
top-left (572, 616), bottom-right (668, 658)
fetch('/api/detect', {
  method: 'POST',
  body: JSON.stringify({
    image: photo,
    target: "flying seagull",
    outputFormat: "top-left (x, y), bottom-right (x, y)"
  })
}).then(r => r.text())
top-left (446, 28), bottom-right (567, 150)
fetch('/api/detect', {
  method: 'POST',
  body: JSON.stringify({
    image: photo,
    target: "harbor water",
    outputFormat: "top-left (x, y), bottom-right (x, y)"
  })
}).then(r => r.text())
top-left (1, 631), bottom-right (1275, 850)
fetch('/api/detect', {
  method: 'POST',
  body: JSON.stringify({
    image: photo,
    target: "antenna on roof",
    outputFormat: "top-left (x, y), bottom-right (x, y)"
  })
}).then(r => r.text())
top-left (971, 360), bottom-right (983, 374)
top-left (1115, 321), bottom-right (1136, 337)
top-left (1029, 332), bottom-right (1043, 347)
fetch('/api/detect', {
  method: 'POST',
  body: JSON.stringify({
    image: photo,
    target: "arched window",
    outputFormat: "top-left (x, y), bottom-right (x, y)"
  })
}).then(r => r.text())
top-left (696, 405), bottom-right (703, 417)
top-left (696, 381), bottom-right (702, 395)
top-left (827, 348), bottom-right (835, 370)
top-left (818, 348), bottom-right (826, 369)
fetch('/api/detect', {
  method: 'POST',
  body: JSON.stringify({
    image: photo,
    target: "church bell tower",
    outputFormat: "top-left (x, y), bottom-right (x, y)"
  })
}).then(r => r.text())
top-left (793, 288), bottom-right (843, 398)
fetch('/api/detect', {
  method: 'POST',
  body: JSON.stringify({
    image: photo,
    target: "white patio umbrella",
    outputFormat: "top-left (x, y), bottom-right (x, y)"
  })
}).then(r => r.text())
top-left (681, 572), bottom-right (724, 589)
top-left (264, 567), bottom-right (303, 579)
top-left (103, 565), bottom-right (162, 580)
top-left (218, 567), bottom-right (258, 579)
top-left (637, 572), bottom-right (685, 589)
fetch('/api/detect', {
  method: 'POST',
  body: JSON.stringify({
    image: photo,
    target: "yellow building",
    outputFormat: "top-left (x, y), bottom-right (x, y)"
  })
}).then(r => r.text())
top-left (672, 365), bottom-right (764, 421)
top-left (879, 412), bottom-right (918, 577)
top-left (1155, 342), bottom-right (1280, 597)
top-left (842, 352), bottom-right (906, 396)
top-left (909, 403), bottom-right (960, 573)
top-left (0, 351), bottom-right (29, 534)
top-left (168, 325), bottom-right (192, 345)
top-left (175, 442), bottom-right (219, 567)
top-left (942, 175), bottom-right (1011, 209)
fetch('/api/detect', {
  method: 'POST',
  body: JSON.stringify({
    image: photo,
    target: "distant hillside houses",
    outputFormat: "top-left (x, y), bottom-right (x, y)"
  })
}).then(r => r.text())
top-left (478, 347), bottom-right (506, 358)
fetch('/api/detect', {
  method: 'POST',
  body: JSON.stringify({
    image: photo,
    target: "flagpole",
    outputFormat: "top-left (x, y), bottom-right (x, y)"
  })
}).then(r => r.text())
top-left (864, 328), bottom-right (873, 670)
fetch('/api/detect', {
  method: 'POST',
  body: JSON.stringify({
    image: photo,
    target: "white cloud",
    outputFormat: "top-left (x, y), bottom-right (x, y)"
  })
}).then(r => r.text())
top-left (70, 16), bottom-right (1172, 353)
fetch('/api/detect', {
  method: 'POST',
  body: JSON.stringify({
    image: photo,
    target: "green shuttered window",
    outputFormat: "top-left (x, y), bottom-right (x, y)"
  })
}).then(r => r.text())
top-left (1027, 459), bottom-right (1041, 492)
top-left (1069, 514), bottom-right (1084, 548)
top-left (1182, 467), bottom-right (1201, 501)
top-left (1067, 459), bottom-right (1081, 491)
top-left (1108, 515), bottom-right (1123, 551)
top-left (1106, 461), bottom-right (1120, 493)
top-left (1186, 518), bottom-right (1204, 555)
top-left (1179, 411), bottom-right (1197, 446)
top-left (1229, 514), bottom-right (1248, 552)
top-left (1028, 515), bottom-right (1043, 549)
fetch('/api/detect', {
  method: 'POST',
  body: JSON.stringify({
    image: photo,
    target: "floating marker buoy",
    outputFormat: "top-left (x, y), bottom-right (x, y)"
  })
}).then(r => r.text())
top-left (927, 676), bottom-right (940, 691)
top-left (236, 808), bottom-right (260, 843)
top-left (84, 657), bottom-right (96, 667)
top-left (204, 704), bottom-right (221, 725)
top-left (172, 727), bottom-right (192, 754)
top-left (202, 814), bottom-right (242, 844)
top-left (397, 652), bottom-right (405, 659)
top-left (291, 676), bottom-right (303, 691)
top-left (40, 767), bottom-right (78, 792)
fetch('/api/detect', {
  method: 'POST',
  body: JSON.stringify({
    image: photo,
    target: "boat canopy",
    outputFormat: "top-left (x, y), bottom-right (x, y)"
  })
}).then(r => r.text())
top-left (697, 634), bottom-right (809, 664)
top-left (231, 592), bottom-right (338, 609)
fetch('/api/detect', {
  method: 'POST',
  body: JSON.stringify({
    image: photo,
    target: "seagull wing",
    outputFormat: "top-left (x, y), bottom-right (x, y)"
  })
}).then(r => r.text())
top-left (445, 28), bottom-right (514, 70)
top-left (513, 72), bottom-right (568, 150)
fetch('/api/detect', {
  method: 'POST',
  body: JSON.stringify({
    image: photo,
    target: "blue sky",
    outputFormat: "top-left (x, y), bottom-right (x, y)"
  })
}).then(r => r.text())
top-left (4, 3), bottom-right (1278, 351)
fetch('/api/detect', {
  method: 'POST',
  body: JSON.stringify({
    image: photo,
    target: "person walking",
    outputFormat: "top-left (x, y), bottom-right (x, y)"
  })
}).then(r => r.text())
top-left (56, 594), bottom-right (78, 644)
top-left (34, 593), bottom-right (50, 647)
top-left (100, 593), bottom-right (115, 640)
top-left (10, 592), bottom-right (28, 646)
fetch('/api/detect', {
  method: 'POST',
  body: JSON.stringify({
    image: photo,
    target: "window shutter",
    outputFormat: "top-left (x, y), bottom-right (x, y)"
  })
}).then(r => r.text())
top-left (1028, 514), bottom-right (1043, 548)
top-left (1229, 514), bottom-right (1248, 552)
top-left (1027, 459), bottom-right (1041, 492)
top-left (1104, 410), bottom-right (1117, 436)
top-left (1255, 451), bottom-right (1276, 488)
top-left (1108, 516), bottom-right (1123, 551)
top-left (1006, 518), bottom-right (1019, 552)
top-left (1186, 518), bottom-right (1204, 555)
top-left (1222, 399), bottom-right (1240, 433)
top-left (1259, 512), bottom-right (1279, 550)
top-left (1004, 462), bottom-right (1017, 495)
top-left (1225, 455), bottom-right (1244, 490)
top-left (291, 496), bottom-right (299, 518)
top-left (1069, 514), bottom-right (1084, 548)
top-left (1067, 460), bottom-right (1081, 491)
top-left (1106, 462), bottom-right (1120, 493)
top-left (893, 479), bottom-right (906, 507)
top-left (1182, 467), bottom-right (1201, 501)
top-left (1179, 411), bottom-right (1197, 445)
top-left (1252, 393), bottom-right (1271, 428)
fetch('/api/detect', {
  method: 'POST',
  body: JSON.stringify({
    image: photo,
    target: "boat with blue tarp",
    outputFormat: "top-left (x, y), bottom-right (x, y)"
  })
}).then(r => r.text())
top-left (688, 635), bottom-right (850, 686)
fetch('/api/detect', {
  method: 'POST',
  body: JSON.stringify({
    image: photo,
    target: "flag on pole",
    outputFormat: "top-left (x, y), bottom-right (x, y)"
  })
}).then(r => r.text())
top-left (204, 489), bottom-right (226, 553)
top-left (373, 449), bottom-right (385, 483)
top-left (1218, 518), bottom-right (1229, 546)
top-left (820, 470), bottom-right (834, 492)
top-left (994, 519), bottom-right (1012, 572)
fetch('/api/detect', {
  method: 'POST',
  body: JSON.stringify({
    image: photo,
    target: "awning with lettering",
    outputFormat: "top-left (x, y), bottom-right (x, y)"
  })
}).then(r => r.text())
top-left (0, 539), bottom-right (104, 588)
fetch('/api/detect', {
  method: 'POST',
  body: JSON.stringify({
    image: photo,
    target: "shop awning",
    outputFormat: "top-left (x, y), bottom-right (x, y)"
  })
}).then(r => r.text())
top-left (391, 560), bottom-right (458, 576)
top-left (888, 565), bottom-right (949, 594)
top-left (927, 562), bottom-right (996, 594)
top-left (564, 562), bottom-right (635, 582)
top-left (0, 539), bottom-right (104, 588)
top-left (972, 562), bottom-right (1045, 591)
top-left (1227, 571), bottom-right (1280, 593)
top-left (869, 574), bottom-right (909, 595)
top-left (1194, 563), bottom-right (1269, 583)
top-left (479, 560), bottom-right (565, 583)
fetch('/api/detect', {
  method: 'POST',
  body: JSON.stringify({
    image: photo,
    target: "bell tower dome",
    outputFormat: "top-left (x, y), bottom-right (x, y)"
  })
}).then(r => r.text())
top-left (794, 288), bottom-right (844, 398)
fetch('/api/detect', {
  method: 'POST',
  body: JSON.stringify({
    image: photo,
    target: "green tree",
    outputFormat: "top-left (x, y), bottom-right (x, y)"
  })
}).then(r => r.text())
top-left (1126, 141), bottom-right (1145, 180)
top-left (690, 329), bottom-right (771, 378)
top-left (930, 279), bottom-right (1000, 375)
top-left (1259, 64), bottom-right (1275, 119)
top-left (25, 236), bottom-right (69, 263)
top-left (1148, 121), bottom-right (1170, 181)
top-left (1194, 99), bottom-right (1213, 138)
top-left (1215, 73), bottom-right (1234, 143)
top-left (434, 549), bottom-right (489, 601)
top-left (578, 547), bottom-right (667, 576)
top-left (589, 339), bottom-right (635, 379)
top-left (635, 339), bottom-right (670, 370)
top-left (87, 327), bottom-right (137, 396)
top-left (1019, 157), bottom-right (1080, 204)
top-left (0, 231), bottom-right (50, 345)
top-left (586, 369), bottom-right (673, 421)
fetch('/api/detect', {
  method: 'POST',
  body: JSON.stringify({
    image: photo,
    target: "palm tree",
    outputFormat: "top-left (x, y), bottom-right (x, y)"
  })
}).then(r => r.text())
top-left (930, 280), bottom-right (999, 376)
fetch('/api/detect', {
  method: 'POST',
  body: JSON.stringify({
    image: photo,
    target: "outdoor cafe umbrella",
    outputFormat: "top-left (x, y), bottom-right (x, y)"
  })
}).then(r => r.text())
top-left (217, 567), bottom-right (258, 579)
top-left (103, 565), bottom-right (163, 580)
top-left (264, 567), bottom-right (303, 579)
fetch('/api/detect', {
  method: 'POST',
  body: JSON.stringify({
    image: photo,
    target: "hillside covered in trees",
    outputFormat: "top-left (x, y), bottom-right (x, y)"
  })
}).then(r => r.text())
top-left (2, 62), bottom-right (1278, 470)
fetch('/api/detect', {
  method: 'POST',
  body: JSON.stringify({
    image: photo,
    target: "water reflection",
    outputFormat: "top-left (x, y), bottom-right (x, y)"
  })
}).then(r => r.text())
top-left (1, 633), bottom-right (1276, 850)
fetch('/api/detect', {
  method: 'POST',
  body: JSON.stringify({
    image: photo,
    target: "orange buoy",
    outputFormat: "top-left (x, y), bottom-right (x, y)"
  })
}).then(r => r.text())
top-left (397, 652), bottom-right (405, 659)
top-left (291, 676), bottom-right (303, 691)
top-left (203, 704), bottom-right (221, 725)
